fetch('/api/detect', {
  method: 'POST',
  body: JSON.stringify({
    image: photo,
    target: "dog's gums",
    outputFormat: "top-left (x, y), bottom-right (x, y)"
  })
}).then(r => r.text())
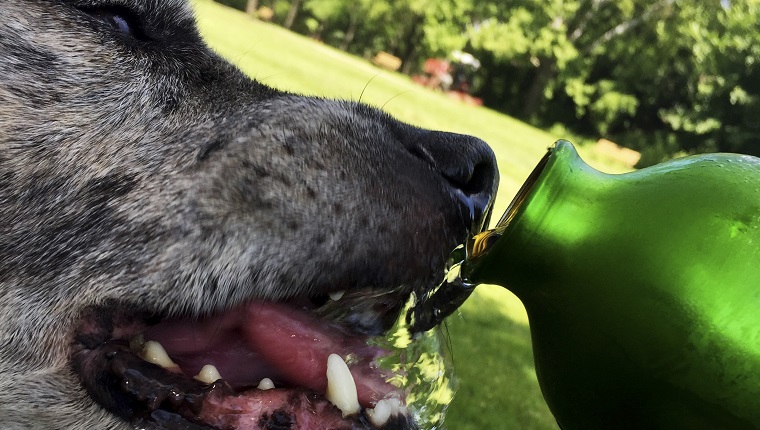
top-left (72, 290), bottom-right (429, 430)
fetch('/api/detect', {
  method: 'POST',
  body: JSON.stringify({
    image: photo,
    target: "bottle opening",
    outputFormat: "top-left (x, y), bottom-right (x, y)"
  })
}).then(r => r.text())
top-left (496, 144), bottom-right (554, 228)
top-left (465, 143), bottom-right (554, 261)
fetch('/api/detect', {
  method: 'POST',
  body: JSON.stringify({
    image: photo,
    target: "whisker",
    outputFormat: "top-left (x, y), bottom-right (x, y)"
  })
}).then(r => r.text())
top-left (359, 74), bottom-right (381, 103)
top-left (381, 90), bottom-right (411, 110)
top-left (207, 315), bottom-right (224, 350)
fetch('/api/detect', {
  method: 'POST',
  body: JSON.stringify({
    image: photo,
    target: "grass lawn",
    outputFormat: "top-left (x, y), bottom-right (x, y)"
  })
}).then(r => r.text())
top-left (191, 1), bottom-right (625, 428)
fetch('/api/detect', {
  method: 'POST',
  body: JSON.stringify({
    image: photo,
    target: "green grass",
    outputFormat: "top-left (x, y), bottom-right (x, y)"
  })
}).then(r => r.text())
top-left (190, 1), bottom-right (625, 428)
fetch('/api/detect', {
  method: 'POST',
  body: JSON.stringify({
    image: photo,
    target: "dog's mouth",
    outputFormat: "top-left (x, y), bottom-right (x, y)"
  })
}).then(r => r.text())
top-left (71, 286), bottom-right (445, 430)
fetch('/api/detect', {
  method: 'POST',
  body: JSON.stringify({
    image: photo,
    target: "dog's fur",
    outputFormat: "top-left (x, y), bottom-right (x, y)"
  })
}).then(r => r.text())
top-left (0, 1), bottom-right (497, 429)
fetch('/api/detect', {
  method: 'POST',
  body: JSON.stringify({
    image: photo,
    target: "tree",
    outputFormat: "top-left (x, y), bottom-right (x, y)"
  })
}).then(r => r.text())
top-left (466, 0), bottom-right (674, 119)
top-left (656, 0), bottom-right (760, 156)
top-left (300, 0), bottom-right (472, 73)
top-left (246, 0), bottom-right (258, 15)
top-left (248, 0), bottom-right (759, 162)
top-left (282, 0), bottom-right (303, 29)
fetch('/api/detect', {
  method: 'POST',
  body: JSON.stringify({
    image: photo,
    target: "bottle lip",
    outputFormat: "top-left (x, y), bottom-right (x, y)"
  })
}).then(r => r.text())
top-left (495, 141), bottom-right (558, 229)
top-left (465, 140), bottom-right (574, 262)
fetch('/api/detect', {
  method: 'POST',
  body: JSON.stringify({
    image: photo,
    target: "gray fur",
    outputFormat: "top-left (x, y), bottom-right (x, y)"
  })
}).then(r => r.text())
top-left (0, 1), bottom-right (497, 429)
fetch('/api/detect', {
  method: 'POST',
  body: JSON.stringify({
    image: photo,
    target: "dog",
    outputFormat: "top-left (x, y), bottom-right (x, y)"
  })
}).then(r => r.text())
top-left (0, 1), bottom-right (498, 429)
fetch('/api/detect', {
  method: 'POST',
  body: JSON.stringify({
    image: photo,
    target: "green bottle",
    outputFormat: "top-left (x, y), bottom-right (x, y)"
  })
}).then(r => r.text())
top-left (411, 140), bottom-right (760, 429)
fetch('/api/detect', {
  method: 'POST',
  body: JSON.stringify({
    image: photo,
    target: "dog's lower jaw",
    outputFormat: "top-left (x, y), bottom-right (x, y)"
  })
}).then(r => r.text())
top-left (71, 291), bottom-right (422, 430)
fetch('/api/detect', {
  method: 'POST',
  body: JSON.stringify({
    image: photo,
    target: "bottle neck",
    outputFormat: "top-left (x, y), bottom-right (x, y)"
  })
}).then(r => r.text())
top-left (460, 140), bottom-right (605, 296)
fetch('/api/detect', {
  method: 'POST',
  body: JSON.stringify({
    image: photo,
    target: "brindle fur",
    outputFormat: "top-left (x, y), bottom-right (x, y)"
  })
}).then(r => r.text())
top-left (0, 1), bottom-right (497, 429)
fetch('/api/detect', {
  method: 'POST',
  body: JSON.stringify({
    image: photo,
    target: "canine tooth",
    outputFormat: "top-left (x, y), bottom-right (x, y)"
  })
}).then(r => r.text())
top-left (257, 378), bottom-right (275, 390)
top-left (325, 353), bottom-right (360, 416)
top-left (140, 340), bottom-right (177, 369)
top-left (366, 399), bottom-right (393, 428)
top-left (194, 364), bottom-right (223, 384)
top-left (329, 290), bottom-right (345, 301)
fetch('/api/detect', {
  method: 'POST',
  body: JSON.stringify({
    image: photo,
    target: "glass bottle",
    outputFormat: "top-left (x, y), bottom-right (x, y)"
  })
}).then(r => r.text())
top-left (412, 140), bottom-right (760, 429)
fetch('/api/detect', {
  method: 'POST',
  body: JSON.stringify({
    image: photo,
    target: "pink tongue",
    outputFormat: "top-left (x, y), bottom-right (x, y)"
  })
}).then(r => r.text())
top-left (241, 302), bottom-right (396, 406)
top-left (145, 302), bottom-right (397, 407)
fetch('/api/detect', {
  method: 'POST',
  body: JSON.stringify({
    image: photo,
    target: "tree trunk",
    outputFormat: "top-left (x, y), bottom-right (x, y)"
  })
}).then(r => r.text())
top-left (399, 15), bottom-right (425, 75)
top-left (339, 13), bottom-right (359, 51)
top-left (521, 58), bottom-right (556, 119)
top-left (245, 0), bottom-right (259, 16)
top-left (283, 0), bottom-right (302, 29)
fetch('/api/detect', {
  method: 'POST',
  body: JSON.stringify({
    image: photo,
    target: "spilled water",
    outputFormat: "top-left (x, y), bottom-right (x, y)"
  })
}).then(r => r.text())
top-left (370, 294), bottom-right (457, 430)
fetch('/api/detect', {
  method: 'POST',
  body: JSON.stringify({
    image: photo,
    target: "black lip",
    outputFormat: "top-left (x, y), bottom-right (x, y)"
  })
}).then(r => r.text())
top-left (105, 341), bottom-right (209, 420)
top-left (71, 290), bottom-right (421, 430)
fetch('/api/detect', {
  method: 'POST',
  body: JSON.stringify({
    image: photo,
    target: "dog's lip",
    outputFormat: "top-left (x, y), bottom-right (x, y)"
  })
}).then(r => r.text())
top-left (100, 339), bottom-right (376, 429)
top-left (73, 289), bottom-right (415, 430)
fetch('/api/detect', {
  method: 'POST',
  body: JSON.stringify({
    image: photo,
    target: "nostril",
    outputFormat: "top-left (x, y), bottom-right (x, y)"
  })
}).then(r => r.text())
top-left (467, 162), bottom-right (496, 196)
top-left (409, 141), bottom-right (496, 198)
top-left (442, 161), bottom-right (494, 197)
top-left (403, 129), bottom-right (499, 230)
top-left (451, 161), bottom-right (498, 232)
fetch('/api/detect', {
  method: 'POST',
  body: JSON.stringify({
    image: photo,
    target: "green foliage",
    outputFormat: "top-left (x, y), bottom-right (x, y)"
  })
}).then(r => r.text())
top-left (214, 0), bottom-right (759, 164)
top-left (655, 0), bottom-right (760, 156)
top-left (213, 0), bottom-right (246, 11)
top-left (588, 81), bottom-right (638, 136)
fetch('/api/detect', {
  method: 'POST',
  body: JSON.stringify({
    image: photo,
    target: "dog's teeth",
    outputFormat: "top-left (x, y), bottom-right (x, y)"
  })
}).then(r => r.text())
top-left (194, 364), bottom-right (222, 384)
top-left (329, 290), bottom-right (345, 301)
top-left (140, 340), bottom-right (177, 369)
top-left (367, 397), bottom-right (406, 428)
top-left (257, 378), bottom-right (275, 390)
top-left (325, 353), bottom-right (360, 416)
top-left (387, 397), bottom-right (407, 416)
top-left (366, 399), bottom-right (393, 428)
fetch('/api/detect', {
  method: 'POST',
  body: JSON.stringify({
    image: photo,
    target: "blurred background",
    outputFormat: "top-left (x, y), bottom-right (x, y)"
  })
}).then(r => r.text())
top-left (210, 0), bottom-right (757, 167)
top-left (192, 0), bottom-right (759, 428)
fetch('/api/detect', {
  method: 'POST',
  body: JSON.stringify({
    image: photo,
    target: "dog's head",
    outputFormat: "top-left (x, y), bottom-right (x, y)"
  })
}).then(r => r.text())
top-left (0, 1), bottom-right (498, 429)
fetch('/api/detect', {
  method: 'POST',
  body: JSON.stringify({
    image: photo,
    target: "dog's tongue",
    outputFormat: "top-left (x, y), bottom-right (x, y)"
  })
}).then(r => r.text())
top-left (242, 302), bottom-right (396, 404)
top-left (145, 302), bottom-right (397, 407)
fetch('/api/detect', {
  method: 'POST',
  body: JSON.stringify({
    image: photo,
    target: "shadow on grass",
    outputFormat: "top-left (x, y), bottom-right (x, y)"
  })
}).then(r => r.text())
top-left (444, 287), bottom-right (559, 430)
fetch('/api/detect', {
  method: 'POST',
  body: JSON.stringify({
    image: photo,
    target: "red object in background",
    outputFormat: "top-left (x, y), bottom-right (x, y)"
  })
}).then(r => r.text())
top-left (423, 58), bottom-right (450, 76)
top-left (413, 58), bottom-right (483, 106)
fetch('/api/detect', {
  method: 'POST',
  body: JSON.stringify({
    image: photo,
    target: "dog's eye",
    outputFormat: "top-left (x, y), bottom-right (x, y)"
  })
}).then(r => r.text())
top-left (99, 12), bottom-right (131, 34)
top-left (81, 7), bottom-right (146, 40)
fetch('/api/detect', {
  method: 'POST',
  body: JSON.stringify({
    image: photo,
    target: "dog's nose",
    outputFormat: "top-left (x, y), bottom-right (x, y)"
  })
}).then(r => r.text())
top-left (410, 131), bottom-right (499, 232)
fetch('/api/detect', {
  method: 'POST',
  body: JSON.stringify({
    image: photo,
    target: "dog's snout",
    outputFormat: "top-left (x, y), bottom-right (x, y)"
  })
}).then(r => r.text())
top-left (410, 131), bottom-right (499, 232)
